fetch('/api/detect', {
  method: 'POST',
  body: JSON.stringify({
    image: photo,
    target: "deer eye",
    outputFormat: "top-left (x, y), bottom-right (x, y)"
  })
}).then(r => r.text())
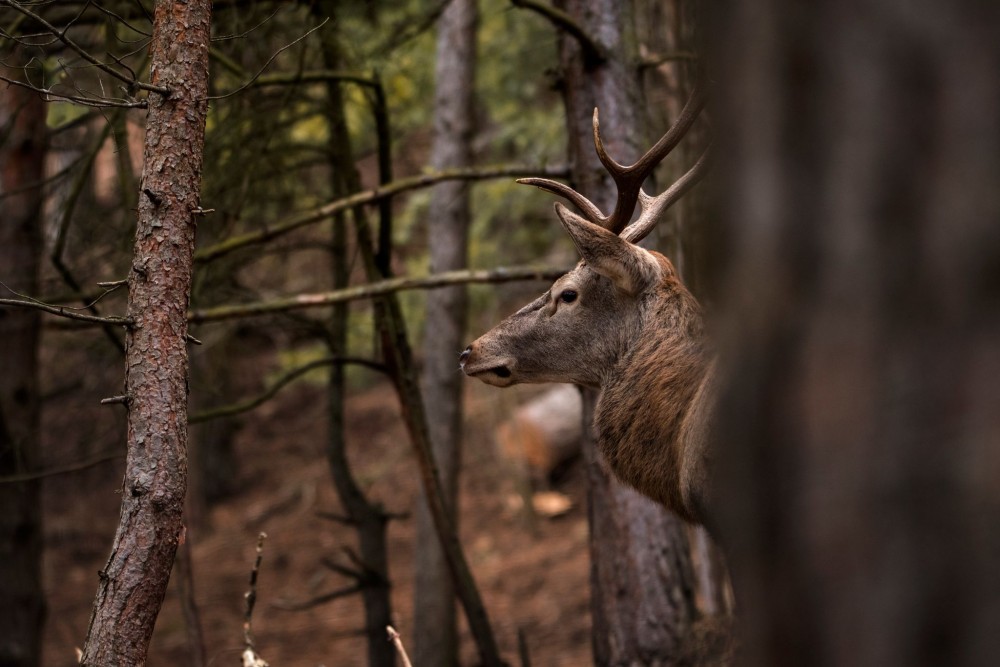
top-left (559, 289), bottom-right (578, 304)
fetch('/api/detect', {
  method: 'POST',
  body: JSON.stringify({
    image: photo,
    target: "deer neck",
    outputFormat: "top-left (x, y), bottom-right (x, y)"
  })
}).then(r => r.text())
top-left (593, 282), bottom-right (711, 523)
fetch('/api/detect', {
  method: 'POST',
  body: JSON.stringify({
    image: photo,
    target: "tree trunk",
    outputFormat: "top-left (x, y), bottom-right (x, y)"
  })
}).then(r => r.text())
top-left (712, 1), bottom-right (1000, 664)
top-left (553, 0), bottom-right (701, 663)
top-left (638, 0), bottom-right (734, 625)
top-left (81, 1), bottom-right (212, 663)
top-left (0, 60), bottom-right (46, 667)
top-left (413, 1), bottom-right (478, 665)
top-left (315, 6), bottom-right (396, 665)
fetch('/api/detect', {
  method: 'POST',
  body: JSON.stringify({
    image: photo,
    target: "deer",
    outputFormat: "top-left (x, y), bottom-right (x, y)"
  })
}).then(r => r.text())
top-left (460, 90), bottom-right (714, 526)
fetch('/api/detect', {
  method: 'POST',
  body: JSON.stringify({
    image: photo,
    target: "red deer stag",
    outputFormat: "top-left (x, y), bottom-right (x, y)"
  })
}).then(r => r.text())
top-left (461, 91), bottom-right (713, 525)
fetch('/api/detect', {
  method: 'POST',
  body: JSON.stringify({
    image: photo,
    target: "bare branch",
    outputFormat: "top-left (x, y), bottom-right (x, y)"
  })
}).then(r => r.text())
top-left (188, 265), bottom-right (569, 324)
top-left (0, 73), bottom-right (148, 108)
top-left (0, 450), bottom-right (122, 484)
top-left (0, 297), bottom-right (131, 326)
top-left (242, 533), bottom-right (267, 652)
top-left (387, 626), bottom-right (414, 667)
top-left (90, 3), bottom-right (151, 38)
top-left (194, 164), bottom-right (569, 264)
top-left (188, 356), bottom-right (387, 424)
top-left (212, 6), bottom-right (280, 42)
top-left (209, 18), bottom-right (329, 100)
top-left (271, 584), bottom-right (363, 611)
top-left (100, 395), bottom-right (130, 406)
top-left (0, 0), bottom-right (169, 96)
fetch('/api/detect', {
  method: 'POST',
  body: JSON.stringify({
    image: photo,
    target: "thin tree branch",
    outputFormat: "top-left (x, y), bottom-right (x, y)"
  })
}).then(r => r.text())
top-left (188, 265), bottom-right (568, 324)
top-left (0, 297), bottom-right (131, 326)
top-left (188, 356), bottom-right (387, 423)
top-left (211, 5), bottom-right (280, 42)
top-left (0, 73), bottom-right (148, 108)
top-left (209, 18), bottom-right (329, 100)
top-left (194, 164), bottom-right (569, 264)
top-left (387, 626), bottom-right (414, 667)
top-left (241, 533), bottom-right (268, 667)
top-left (252, 69), bottom-right (377, 89)
top-left (0, 450), bottom-right (123, 484)
top-left (0, 0), bottom-right (169, 96)
top-left (271, 584), bottom-right (364, 612)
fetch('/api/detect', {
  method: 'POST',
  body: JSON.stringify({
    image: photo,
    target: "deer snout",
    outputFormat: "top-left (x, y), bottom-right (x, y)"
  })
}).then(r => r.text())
top-left (460, 341), bottom-right (515, 386)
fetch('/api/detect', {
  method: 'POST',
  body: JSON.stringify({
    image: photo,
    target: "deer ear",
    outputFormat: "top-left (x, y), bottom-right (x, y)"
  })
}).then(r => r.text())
top-left (554, 203), bottom-right (657, 295)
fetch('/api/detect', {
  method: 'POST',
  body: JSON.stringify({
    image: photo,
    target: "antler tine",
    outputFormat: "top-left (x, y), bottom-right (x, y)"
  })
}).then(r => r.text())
top-left (621, 143), bottom-right (712, 244)
top-left (515, 177), bottom-right (606, 225)
top-left (596, 82), bottom-right (708, 235)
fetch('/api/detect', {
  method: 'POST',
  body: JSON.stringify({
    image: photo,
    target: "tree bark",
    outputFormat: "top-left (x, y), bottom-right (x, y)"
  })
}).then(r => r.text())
top-left (551, 0), bottom-right (701, 663)
top-left (712, 1), bottom-right (1000, 664)
top-left (0, 60), bottom-right (46, 667)
top-left (413, 1), bottom-right (478, 665)
top-left (80, 1), bottom-right (212, 664)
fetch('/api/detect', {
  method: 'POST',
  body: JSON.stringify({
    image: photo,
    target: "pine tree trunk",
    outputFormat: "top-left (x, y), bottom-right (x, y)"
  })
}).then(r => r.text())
top-left (413, 1), bottom-right (478, 665)
top-left (81, 1), bottom-right (212, 663)
top-left (713, 1), bottom-right (1000, 664)
top-left (0, 59), bottom-right (46, 667)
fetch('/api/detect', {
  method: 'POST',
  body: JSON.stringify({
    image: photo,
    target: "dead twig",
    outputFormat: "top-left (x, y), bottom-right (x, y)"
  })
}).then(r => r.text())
top-left (386, 626), bottom-right (413, 667)
top-left (241, 533), bottom-right (269, 667)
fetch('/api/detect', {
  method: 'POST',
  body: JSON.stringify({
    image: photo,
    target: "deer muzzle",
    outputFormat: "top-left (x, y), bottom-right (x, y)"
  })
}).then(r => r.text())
top-left (459, 344), bottom-right (515, 387)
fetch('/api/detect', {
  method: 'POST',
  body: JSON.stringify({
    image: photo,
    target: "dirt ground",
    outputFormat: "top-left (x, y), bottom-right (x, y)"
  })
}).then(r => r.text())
top-left (39, 375), bottom-right (592, 667)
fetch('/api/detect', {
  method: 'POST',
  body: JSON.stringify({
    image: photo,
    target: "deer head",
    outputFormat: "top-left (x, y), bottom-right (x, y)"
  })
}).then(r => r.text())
top-left (460, 90), bottom-right (714, 523)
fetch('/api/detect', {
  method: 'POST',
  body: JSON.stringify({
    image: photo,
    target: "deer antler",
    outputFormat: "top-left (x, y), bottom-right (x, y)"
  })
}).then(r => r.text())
top-left (518, 83), bottom-right (708, 242)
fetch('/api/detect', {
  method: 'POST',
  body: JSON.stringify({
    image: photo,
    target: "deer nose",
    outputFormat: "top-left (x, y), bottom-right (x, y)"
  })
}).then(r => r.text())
top-left (459, 346), bottom-right (472, 364)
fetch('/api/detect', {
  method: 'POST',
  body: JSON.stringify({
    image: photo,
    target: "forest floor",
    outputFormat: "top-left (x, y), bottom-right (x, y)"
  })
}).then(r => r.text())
top-left (40, 375), bottom-right (592, 667)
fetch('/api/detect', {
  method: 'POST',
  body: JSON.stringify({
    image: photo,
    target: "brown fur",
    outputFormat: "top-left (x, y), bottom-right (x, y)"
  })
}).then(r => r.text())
top-left (463, 236), bottom-right (714, 524)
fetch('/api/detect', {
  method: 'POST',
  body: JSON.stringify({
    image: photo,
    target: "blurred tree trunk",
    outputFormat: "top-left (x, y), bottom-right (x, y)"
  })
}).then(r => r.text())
top-left (413, 1), bottom-right (478, 665)
top-left (712, 1), bottom-right (1000, 664)
top-left (552, 0), bottom-right (700, 663)
top-left (81, 1), bottom-right (211, 663)
top-left (0, 61), bottom-right (46, 667)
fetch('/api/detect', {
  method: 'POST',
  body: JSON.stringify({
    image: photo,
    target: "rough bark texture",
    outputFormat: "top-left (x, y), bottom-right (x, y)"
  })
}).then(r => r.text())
top-left (0, 62), bottom-right (46, 667)
top-left (80, 1), bottom-right (212, 664)
top-left (413, 1), bottom-right (478, 665)
top-left (712, 1), bottom-right (1000, 665)
top-left (553, 0), bottom-right (700, 663)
